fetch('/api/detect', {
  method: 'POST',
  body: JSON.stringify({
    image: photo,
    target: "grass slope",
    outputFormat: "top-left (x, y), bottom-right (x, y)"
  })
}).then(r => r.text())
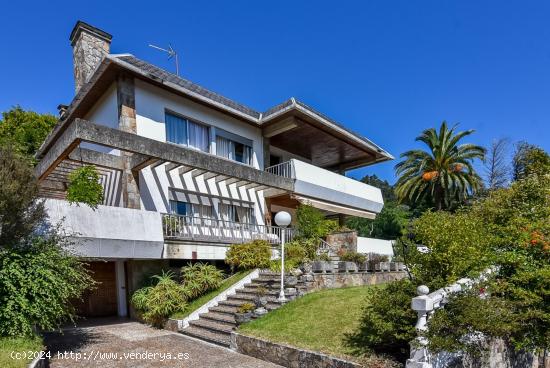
top-left (239, 286), bottom-right (371, 361)
top-left (0, 335), bottom-right (43, 368)
top-left (172, 269), bottom-right (252, 319)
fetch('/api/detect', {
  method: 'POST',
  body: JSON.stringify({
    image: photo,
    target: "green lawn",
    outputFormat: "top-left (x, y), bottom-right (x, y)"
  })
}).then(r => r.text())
top-left (238, 286), bottom-right (372, 361)
top-left (172, 270), bottom-right (252, 319)
top-left (0, 335), bottom-right (44, 368)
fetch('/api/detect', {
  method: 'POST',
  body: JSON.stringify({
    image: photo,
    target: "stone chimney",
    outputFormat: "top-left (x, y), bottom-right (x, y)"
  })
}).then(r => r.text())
top-left (69, 21), bottom-right (112, 93)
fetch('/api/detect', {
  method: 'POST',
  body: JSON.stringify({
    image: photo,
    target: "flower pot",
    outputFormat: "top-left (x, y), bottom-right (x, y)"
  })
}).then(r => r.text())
top-left (312, 261), bottom-right (332, 273)
top-left (253, 307), bottom-right (268, 317)
top-left (235, 312), bottom-right (253, 324)
top-left (338, 261), bottom-right (358, 273)
top-left (254, 296), bottom-right (268, 308)
top-left (359, 261), bottom-right (369, 272)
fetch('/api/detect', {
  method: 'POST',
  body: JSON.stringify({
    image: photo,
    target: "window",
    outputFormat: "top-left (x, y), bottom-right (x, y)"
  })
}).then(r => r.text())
top-left (165, 112), bottom-right (209, 152)
top-left (218, 203), bottom-right (255, 224)
top-left (216, 136), bottom-right (252, 165)
top-left (169, 200), bottom-right (190, 216)
top-left (169, 200), bottom-right (213, 219)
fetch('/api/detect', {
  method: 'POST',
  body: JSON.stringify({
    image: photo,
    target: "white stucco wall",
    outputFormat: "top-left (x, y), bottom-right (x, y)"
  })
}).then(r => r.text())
top-left (82, 82), bottom-right (119, 154)
top-left (134, 80), bottom-right (267, 224)
top-left (357, 237), bottom-right (395, 257)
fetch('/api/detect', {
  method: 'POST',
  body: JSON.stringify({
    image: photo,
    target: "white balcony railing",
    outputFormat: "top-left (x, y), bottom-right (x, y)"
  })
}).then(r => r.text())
top-left (264, 159), bottom-right (385, 216)
top-left (162, 214), bottom-right (294, 245)
top-left (265, 161), bottom-right (295, 178)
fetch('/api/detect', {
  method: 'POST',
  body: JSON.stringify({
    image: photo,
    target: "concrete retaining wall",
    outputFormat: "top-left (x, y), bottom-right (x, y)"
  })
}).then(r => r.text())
top-left (231, 332), bottom-right (361, 368)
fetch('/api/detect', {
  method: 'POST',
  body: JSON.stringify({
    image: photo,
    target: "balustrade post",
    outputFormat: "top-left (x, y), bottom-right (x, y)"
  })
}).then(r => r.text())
top-left (407, 285), bottom-right (433, 368)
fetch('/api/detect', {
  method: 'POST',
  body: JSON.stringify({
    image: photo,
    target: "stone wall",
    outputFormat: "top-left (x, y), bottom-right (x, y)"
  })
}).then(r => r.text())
top-left (231, 333), bottom-right (361, 368)
top-left (326, 231), bottom-right (358, 253)
top-left (308, 271), bottom-right (406, 291)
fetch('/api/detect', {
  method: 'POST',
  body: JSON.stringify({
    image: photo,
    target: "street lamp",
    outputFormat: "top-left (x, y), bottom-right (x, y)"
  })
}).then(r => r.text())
top-left (274, 211), bottom-right (291, 303)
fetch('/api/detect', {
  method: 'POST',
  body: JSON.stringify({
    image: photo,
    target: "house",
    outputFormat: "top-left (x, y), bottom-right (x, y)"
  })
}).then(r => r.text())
top-left (35, 21), bottom-right (393, 318)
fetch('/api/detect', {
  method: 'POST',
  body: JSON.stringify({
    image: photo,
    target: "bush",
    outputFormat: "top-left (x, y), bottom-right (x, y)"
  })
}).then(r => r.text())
top-left (284, 241), bottom-right (307, 264)
top-left (269, 258), bottom-right (299, 273)
top-left (180, 263), bottom-right (224, 299)
top-left (131, 271), bottom-right (186, 327)
top-left (296, 205), bottom-right (338, 240)
top-left (0, 234), bottom-right (94, 337)
top-left (67, 166), bottom-right (104, 209)
top-left (339, 251), bottom-right (367, 265)
top-left (315, 253), bottom-right (332, 262)
top-left (346, 279), bottom-right (417, 363)
top-left (225, 240), bottom-right (271, 269)
top-left (367, 253), bottom-right (389, 270)
top-left (237, 302), bottom-right (255, 314)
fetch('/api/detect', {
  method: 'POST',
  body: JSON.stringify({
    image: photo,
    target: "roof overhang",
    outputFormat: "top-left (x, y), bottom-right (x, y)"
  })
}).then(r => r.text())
top-left (36, 54), bottom-right (393, 172)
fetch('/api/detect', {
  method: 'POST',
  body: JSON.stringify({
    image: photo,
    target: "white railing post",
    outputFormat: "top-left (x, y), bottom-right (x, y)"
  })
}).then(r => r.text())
top-left (407, 285), bottom-right (433, 368)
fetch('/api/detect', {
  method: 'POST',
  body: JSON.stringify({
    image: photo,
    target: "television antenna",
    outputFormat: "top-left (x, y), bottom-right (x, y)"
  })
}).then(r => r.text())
top-left (148, 43), bottom-right (179, 76)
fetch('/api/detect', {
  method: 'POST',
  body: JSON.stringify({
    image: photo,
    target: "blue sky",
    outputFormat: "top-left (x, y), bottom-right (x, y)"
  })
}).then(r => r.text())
top-left (1, 1), bottom-right (549, 183)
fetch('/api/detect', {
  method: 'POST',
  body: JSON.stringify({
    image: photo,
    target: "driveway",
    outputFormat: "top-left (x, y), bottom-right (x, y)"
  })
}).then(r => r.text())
top-left (43, 318), bottom-right (281, 367)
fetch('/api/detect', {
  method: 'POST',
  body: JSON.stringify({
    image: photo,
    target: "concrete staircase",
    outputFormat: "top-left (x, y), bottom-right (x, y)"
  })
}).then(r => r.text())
top-left (180, 271), bottom-right (308, 347)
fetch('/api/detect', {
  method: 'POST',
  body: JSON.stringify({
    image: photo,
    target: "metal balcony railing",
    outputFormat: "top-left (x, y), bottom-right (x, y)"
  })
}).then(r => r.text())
top-left (265, 161), bottom-right (295, 179)
top-left (161, 214), bottom-right (294, 244)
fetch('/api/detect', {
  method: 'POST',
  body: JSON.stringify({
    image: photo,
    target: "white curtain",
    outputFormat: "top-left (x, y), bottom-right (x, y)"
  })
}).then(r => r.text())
top-left (165, 113), bottom-right (187, 145)
top-left (243, 146), bottom-right (252, 166)
top-left (216, 136), bottom-right (234, 160)
top-left (188, 121), bottom-right (209, 152)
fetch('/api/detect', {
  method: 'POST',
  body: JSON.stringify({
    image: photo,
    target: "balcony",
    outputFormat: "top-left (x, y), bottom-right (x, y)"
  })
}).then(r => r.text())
top-left (265, 159), bottom-right (384, 218)
top-left (162, 214), bottom-right (294, 245)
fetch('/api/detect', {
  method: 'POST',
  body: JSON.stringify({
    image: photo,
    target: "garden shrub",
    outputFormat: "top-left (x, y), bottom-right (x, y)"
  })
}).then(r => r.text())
top-left (180, 263), bottom-right (224, 299)
top-left (315, 253), bottom-right (332, 262)
top-left (284, 241), bottom-right (307, 264)
top-left (346, 279), bottom-right (417, 363)
top-left (339, 251), bottom-right (367, 265)
top-left (225, 240), bottom-right (271, 269)
top-left (67, 165), bottom-right (104, 209)
top-left (0, 234), bottom-right (94, 337)
top-left (237, 302), bottom-right (255, 314)
top-left (367, 253), bottom-right (389, 269)
top-left (295, 205), bottom-right (338, 240)
top-left (269, 258), bottom-right (298, 273)
top-left (131, 271), bottom-right (187, 328)
top-left (0, 145), bottom-right (93, 338)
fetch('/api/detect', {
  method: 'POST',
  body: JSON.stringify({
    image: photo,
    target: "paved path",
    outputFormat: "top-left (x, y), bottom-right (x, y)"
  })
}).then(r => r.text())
top-left (44, 318), bottom-right (281, 367)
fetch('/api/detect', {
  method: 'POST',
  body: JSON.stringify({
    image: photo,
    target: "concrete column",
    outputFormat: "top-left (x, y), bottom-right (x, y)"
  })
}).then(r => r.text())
top-left (117, 74), bottom-right (141, 209)
top-left (263, 137), bottom-right (271, 169)
top-left (115, 260), bottom-right (128, 317)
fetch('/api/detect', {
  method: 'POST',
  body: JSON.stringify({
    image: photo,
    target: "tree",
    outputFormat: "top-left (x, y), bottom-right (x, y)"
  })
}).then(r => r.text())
top-left (0, 145), bottom-right (93, 337)
top-left (395, 121), bottom-right (486, 210)
top-left (512, 141), bottom-right (550, 181)
top-left (483, 138), bottom-right (510, 189)
top-left (67, 166), bottom-right (105, 209)
top-left (347, 203), bottom-right (409, 240)
top-left (0, 106), bottom-right (57, 159)
top-left (360, 174), bottom-right (397, 202)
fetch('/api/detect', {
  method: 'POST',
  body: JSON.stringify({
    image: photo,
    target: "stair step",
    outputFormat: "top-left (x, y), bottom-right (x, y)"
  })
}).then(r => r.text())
top-left (200, 312), bottom-right (236, 325)
top-left (188, 319), bottom-right (234, 334)
top-left (239, 288), bottom-right (280, 296)
top-left (181, 326), bottom-right (230, 347)
top-left (209, 305), bottom-right (239, 315)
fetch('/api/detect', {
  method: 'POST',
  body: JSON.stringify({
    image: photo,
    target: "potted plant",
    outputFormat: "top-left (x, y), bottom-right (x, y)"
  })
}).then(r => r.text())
top-left (338, 251), bottom-right (365, 273)
top-left (235, 302), bottom-right (255, 324)
top-left (312, 253), bottom-right (333, 273)
top-left (253, 286), bottom-right (268, 308)
top-left (367, 253), bottom-right (389, 272)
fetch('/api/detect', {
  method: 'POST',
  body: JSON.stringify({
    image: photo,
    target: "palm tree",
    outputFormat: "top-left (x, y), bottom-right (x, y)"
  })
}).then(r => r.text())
top-left (395, 121), bottom-right (486, 210)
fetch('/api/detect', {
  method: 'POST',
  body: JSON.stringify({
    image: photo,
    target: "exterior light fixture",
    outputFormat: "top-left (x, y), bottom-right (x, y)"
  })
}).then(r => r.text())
top-left (274, 211), bottom-right (291, 302)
